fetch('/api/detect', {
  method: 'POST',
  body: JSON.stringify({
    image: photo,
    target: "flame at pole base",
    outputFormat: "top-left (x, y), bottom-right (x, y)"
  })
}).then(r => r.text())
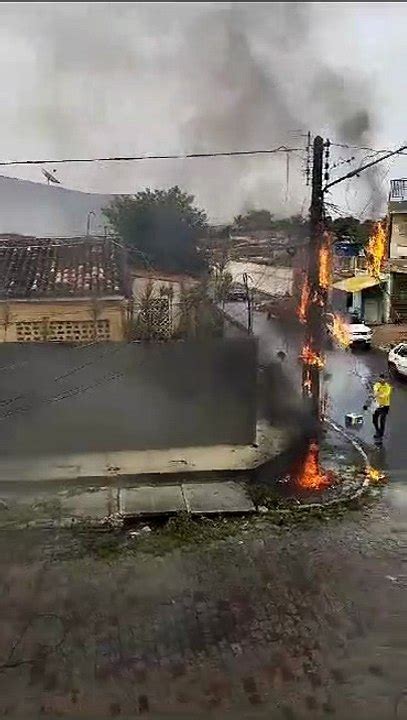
top-left (366, 466), bottom-right (386, 483)
top-left (296, 440), bottom-right (331, 490)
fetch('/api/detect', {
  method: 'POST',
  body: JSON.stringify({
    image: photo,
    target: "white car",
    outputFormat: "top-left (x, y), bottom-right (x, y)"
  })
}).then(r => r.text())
top-left (326, 315), bottom-right (372, 348)
top-left (388, 343), bottom-right (407, 377)
top-left (347, 322), bottom-right (373, 348)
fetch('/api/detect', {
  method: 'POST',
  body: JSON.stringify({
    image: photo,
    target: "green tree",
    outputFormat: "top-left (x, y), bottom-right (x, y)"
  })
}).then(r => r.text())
top-left (330, 216), bottom-right (373, 245)
top-left (104, 186), bottom-right (208, 275)
top-left (270, 214), bottom-right (308, 242)
top-left (232, 210), bottom-right (308, 242)
top-left (233, 209), bottom-right (274, 232)
top-left (213, 270), bottom-right (233, 307)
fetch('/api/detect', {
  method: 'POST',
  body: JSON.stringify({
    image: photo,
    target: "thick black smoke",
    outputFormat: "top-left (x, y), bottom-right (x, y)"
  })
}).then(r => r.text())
top-left (313, 68), bottom-right (382, 215)
top-left (0, 2), bottom-right (383, 221)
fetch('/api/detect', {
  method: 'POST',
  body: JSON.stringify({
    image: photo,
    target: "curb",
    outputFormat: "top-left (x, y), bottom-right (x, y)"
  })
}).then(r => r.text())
top-left (0, 419), bottom-right (377, 530)
top-left (262, 418), bottom-right (373, 517)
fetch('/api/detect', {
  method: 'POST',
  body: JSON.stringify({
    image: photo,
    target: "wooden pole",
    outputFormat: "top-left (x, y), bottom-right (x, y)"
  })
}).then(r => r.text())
top-left (302, 136), bottom-right (325, 418)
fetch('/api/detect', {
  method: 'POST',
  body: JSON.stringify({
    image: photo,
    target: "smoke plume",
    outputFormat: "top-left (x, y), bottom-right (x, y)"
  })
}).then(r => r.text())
top-left (0, 2), bottom-right (384, 223)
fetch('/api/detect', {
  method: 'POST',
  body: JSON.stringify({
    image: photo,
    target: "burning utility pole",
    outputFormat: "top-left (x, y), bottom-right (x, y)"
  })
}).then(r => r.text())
top-left (301, 135), bottom-right (326, 418)
top-left (293, 134), bottom-right (407, 490)
top-left (298, 135), bottom-right (407, 419)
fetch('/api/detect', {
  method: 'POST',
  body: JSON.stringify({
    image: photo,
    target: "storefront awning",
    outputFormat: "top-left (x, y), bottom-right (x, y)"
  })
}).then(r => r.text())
top-left (332, 275), bottom-right (382, 293)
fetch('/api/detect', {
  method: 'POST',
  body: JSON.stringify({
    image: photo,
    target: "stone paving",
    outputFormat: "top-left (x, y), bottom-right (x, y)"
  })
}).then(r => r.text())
top-left (0, 483), bottom-right (406, 719)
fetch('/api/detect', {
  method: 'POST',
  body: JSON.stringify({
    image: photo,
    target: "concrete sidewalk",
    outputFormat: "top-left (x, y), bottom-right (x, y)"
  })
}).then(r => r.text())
top-left (56, 480), bottom-right (256, 522)
top-left (0, 421), bottom-right (290, 484)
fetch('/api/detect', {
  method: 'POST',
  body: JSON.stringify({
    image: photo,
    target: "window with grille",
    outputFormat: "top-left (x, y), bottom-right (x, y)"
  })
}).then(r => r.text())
top-left (16, 319), bottom-right (111, 343)
top-left (16, 321), bottom-right (44, 343)
top-left (391, 179), bottom-right (407, 200)
top-left (138, 298), bottom-right (171, 338)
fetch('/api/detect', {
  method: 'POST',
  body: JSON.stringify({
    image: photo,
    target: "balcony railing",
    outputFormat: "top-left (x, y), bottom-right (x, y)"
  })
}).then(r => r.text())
top-left (390, 179), bottom-right (407, 201)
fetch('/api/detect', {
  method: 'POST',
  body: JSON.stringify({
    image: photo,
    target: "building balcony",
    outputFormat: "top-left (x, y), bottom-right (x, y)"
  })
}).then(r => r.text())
top-left (390, 179), bottom-right (407, 201)
top-left (333, 255), bottom-right (367, 277)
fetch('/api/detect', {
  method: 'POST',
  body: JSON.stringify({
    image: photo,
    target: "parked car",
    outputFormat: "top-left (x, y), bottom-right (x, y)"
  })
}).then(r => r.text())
top-left (227, 287), bottom-right (247, 302)
top-left (326, 314), bottom-right (373, 349)
top-left (388, 343), bottom-right (407, 378)
top-left (346, 320), bottom-right (373, 348)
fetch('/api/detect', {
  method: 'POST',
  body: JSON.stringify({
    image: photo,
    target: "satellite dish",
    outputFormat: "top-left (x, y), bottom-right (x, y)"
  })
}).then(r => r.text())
top-left (42, 168), bottom-right (61, 185)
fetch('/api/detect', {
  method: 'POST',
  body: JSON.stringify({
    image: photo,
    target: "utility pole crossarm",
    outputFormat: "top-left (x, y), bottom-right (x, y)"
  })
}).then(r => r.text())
top-left (324, 143), bottom-right (407, 191)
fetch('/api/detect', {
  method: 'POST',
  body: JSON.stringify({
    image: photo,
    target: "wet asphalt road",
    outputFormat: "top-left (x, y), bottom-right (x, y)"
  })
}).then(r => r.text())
top-left (0, 309), bottom-right (407, 718)
top-left (226, 303), bottom-right (407, 482)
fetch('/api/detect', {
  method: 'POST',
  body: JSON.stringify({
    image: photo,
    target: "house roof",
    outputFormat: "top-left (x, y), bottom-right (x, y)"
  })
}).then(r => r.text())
top-left (132, 268), bottom-right (199, 285)
top-left (332, 275), bottom-right (384, 292)
top-left (0, 236), bottom-right (127, 300)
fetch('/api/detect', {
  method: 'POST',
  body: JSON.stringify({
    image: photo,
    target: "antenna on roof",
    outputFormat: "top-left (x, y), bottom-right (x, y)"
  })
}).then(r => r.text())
top-left (42, 168), bottom-right (60, 185)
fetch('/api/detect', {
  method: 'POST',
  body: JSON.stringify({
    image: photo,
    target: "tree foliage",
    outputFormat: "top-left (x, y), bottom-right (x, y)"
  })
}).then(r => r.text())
top-left (232, 210), bottom-right (308, 242)
top-left (329, 216), bottom-right (374, 245)
top-left (104, 186), bottom-right (208, 275)
top-left (213, 270), bottom-right (233, 307)
top-left (233, 209), bottom-right (274, 232)
top-left (270, 214), bottom-right (308, 242)
top-left (231, 209), bottom-right (381, 248)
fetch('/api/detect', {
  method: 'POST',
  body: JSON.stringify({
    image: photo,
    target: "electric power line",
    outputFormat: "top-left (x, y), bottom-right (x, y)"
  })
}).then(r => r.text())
top-left (331, 142), bottom-right (407, 156)
top-left (0, 145), bottom-right (303, 168)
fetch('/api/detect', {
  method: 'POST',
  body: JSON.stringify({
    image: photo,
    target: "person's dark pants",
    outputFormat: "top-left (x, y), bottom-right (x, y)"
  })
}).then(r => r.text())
top-left (373, 406), bottom-right (389, 437)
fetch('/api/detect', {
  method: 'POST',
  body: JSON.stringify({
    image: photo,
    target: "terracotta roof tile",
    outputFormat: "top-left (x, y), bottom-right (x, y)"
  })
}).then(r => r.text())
top-left (0, 236), bottom-right (126, 299)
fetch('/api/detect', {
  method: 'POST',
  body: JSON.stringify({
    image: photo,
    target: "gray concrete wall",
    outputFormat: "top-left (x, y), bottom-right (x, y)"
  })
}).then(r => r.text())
top-left (0, 338), bottom-right (257, 457)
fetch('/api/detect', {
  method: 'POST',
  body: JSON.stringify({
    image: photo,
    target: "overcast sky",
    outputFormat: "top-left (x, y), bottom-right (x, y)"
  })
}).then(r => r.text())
top-left (1, 2), bottom-right (406, 221)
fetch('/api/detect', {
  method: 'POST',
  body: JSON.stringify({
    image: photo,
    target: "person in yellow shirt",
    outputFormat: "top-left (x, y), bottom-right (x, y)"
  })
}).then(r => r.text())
top-left (372, 373), bottom-right (392, 440)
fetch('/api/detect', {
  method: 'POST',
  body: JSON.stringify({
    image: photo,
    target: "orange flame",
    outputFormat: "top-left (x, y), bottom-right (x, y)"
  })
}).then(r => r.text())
top-left (332, 314), bottom-right (351, 349)
top-left (297, 278), bottom-right (310, 323)
top-left (366, 466), bottom-right (386, 483)
top-left (300, 344), bottom-right (325, 368)
top-left (297, 441), bottom-right (330, 489)
top-left (297, 232), bottom-right (332, 322)
top-left (319, 239), bottom-right (332, 289)
top-left (367, 221), bottom-right (386, 278)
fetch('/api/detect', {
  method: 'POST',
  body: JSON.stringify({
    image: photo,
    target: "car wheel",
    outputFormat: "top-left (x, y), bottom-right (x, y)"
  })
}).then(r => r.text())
top-left (388, 361), bottom-right (397, 377)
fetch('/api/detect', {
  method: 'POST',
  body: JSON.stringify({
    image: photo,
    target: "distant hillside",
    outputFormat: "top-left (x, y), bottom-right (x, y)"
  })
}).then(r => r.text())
top-left (0, 175), bottom-right (117, 236)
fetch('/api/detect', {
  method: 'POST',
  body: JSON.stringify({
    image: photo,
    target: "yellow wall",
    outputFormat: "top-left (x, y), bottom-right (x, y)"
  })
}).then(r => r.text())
top-left (0, 298), bottom-right (128, 343)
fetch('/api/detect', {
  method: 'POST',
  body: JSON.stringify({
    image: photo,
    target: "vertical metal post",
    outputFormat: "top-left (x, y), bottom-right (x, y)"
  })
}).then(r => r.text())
top-left (86, 211), bottom-right (95, 236)
top-left (243, 273), bottom-right (253, 335)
